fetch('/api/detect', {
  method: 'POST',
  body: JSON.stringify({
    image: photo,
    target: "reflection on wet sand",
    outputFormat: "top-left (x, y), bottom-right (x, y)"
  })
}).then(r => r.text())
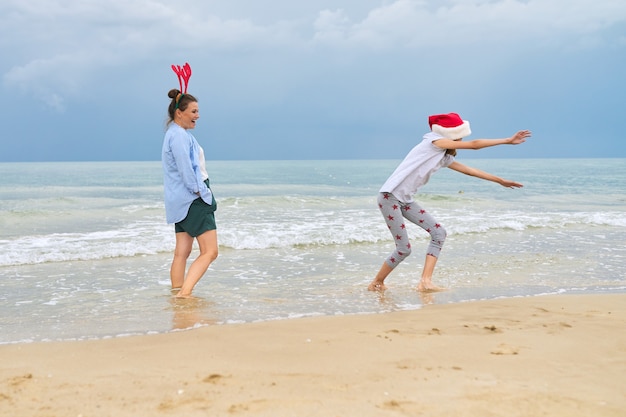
top-left (168, 296), bottom-right (218, 330)
top-left (371, 286), bottom-right (438, 309)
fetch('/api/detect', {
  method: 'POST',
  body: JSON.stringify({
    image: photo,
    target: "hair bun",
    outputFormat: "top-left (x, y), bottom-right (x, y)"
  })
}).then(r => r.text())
top-left (168, 89), bottom-right (181, 99)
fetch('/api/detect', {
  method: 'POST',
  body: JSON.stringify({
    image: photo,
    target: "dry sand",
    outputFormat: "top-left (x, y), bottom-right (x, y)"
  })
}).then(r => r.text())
top-left (1, 293), bottom-right (625, 417)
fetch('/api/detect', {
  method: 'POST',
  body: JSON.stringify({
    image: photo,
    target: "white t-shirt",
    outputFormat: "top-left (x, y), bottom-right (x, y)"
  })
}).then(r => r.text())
top-left (379, 132), bottom-right (455, 203)
top-left (197, 146), bottom-right (209, 181)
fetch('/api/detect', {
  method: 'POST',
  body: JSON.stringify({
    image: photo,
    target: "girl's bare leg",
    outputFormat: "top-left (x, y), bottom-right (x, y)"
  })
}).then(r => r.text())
top-left (417, 254), bottom-right (444, 292)
top-left (368, 262), bottom-right (393, 291)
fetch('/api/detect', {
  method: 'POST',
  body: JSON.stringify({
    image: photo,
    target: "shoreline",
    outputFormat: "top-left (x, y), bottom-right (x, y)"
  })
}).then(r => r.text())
top-left (1, 293), bottom-right (625, 416)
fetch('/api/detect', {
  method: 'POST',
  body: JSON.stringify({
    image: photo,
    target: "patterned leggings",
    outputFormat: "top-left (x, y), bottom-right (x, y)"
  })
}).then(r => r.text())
top-left (378, 192), bottom-right (447, 268)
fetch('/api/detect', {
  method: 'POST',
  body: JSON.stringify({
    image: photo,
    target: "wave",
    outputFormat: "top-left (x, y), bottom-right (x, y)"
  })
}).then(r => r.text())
top-left (0, 222), bottom-right (173, 266)
top-left (1, 207), bottom-right (624, 267)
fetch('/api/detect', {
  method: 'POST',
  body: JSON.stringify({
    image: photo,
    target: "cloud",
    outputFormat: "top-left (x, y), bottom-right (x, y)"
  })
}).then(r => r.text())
top-left (4, 56), bottom-right (76, 112)
top-left (311, 0), bottom-right (626, 49)
top-left (313, 9), bottom-right (352, 43)
top-left (1, 0), bottom-right (624, 111)
top-left (1, 0), bottom-right (293, 110)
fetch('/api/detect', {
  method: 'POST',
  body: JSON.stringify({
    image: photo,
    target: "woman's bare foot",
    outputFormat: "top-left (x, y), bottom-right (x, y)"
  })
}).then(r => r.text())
top-left (368, 281), bottom-right (387, 292)
top-left (417, 280), bottom-right (444, 293)
top-left (173, 290), bottom-right (194, 299)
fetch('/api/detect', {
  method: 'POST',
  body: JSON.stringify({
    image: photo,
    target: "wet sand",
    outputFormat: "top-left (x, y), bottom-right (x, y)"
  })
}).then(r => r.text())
top-left (1, 293), bottom-right (624, 417)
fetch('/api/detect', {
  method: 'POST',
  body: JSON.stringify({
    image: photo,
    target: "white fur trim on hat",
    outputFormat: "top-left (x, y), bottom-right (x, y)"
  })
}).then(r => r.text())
top-left (428, 112), bottom-right (471, 139)
top-left (431, 121), bottom-right (471, 139)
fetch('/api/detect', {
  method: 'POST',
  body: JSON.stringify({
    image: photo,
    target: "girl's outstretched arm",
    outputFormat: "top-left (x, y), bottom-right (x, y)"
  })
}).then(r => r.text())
top-left (434, 130), bottom-right (531, 151)
top-left (448, 161), bottom-right (523, 188)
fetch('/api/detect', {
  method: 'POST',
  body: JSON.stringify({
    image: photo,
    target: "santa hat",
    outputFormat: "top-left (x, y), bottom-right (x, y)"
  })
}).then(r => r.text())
top-left (428, 113), bottom-right (471, 139)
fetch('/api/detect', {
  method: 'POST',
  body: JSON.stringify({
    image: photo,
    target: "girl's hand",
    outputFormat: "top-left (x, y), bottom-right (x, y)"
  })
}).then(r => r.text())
top-left (500, 179), bottom-right (524, 188)
top-left (509, 130), bottom-right (531, 145)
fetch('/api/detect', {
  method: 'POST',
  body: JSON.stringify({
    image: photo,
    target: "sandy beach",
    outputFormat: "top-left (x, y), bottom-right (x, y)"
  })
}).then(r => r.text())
top-left (1, 293), bottom-right (624, 417)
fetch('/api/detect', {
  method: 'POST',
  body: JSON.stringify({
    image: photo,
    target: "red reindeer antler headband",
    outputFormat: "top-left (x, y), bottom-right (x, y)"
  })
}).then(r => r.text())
top-left (171, 62), bottom-right (192, 108)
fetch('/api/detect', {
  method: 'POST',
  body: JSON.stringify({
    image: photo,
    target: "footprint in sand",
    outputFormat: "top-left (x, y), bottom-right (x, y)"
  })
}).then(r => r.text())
top-left (483, 325), bottom-right (502, 333)
top-left (203, 373), bottom-right (225, 384)
top-left (8, 373), bottom-right (33, 387)
top-left (490, 343), bottom-right (519, 355)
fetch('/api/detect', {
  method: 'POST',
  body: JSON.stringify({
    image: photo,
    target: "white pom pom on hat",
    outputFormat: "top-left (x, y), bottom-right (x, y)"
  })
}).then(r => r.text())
top-left (428, 112), bottom-right (471, 139)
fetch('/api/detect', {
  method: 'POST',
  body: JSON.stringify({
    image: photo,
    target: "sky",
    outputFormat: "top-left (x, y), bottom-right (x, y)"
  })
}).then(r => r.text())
top-left (1, 0), bottom-right (625, 162)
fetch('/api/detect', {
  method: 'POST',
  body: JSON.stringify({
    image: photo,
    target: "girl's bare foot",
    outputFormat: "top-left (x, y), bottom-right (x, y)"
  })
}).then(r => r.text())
top-left (417, 280), bottom-right (444, 293)
top-left (368, 281), bottom-right (387, 292)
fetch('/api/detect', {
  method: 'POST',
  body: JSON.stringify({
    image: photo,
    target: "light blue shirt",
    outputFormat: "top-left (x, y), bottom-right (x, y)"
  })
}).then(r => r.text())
top-left (161, 123), bottom-right (214, 224)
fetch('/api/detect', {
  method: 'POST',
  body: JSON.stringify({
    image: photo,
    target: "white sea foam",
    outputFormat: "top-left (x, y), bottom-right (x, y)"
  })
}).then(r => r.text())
top-left (1, 205), bottom-right (624, 266)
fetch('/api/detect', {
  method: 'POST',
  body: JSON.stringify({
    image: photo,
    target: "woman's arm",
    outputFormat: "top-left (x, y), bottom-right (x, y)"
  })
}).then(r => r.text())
top-left (169, 134), bottom-right (200, 194)
top-left (434, 130), bottom-right (531, 150)
top-left (448, 161), bottom-right (523, 188)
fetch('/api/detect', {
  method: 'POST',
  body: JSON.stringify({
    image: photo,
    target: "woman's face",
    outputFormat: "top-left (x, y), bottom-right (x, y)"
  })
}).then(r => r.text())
top-left (176, 102), bottom-right (199, 130)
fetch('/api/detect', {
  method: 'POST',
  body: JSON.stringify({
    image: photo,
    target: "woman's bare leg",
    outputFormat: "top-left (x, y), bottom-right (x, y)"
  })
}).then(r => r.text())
top-left (176, 230), bottom-right (218, 298)
top-left (171, 232), bottom-right (194, 290)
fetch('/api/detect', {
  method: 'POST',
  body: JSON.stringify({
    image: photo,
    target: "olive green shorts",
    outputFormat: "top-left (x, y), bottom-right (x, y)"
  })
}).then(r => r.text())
top-left (175, 197), bottom-right (217, 237)
top-left (175, 179), bottom-right (217, 237)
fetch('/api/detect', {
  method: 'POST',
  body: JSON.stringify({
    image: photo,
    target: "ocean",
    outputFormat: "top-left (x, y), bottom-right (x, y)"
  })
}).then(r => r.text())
top-left (1, 159), bottom-right (625, 344)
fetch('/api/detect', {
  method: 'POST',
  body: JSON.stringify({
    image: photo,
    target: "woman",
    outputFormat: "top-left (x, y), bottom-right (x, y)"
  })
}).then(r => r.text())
top-left (368, 112), bottom-right (531, 293)
top-left (162, 66), bottom-right (218, 298)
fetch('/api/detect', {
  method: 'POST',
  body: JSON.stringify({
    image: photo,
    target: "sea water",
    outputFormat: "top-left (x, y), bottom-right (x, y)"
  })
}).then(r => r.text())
top-left (1, 159), bottom-right (624, 344)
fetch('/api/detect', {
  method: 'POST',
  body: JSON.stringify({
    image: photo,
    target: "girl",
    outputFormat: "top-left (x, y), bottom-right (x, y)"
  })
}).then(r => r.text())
top-left (368, 112), bottom-right (531, 292)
